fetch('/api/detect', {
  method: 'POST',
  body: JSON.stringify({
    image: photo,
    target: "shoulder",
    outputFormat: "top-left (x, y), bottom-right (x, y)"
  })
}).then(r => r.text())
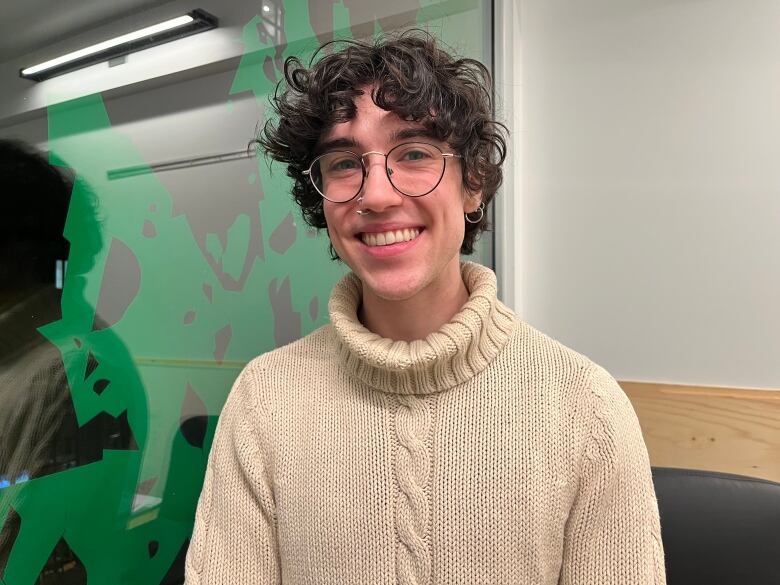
top-left (505, 317), bottom-right (596, 383)
top-left (244, 325), bottom-right (332, 373)
top-left (227, 325), bottom-right (335, 410)
top-left (509, 318), bottom-right (593, 368)
top-left (504, 320), bottom-right (646, 476)
top-left (504, 317), bottom-right (632, 414)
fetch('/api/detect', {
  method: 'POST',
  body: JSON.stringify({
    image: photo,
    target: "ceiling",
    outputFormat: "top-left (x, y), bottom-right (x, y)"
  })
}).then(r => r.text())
top-left (0, 0), bottom-right (173, 62)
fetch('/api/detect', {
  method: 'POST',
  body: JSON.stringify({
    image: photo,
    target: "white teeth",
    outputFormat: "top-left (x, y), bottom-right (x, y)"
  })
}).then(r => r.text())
top-left (361, 228), bottom-right (421, 247)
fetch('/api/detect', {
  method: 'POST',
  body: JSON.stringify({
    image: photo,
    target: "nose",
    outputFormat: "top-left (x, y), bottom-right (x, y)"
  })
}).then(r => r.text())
top-left (359, 153), bottom-right (403, 213)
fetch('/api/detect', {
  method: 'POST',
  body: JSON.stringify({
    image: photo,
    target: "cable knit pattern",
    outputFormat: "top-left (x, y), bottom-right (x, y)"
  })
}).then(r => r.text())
top-left (185, 262), bottom-right (667, 585)
top-left (394, 394), bottom-right (433, 585)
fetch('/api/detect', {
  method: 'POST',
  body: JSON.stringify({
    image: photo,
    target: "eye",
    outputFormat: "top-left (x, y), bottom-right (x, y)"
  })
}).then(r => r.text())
top-left (336, 159), bottom-right (358, 170)
top-left (326, 156), bottom-right (360, 172)
top-left (400, 148), bottom-right (431, 161)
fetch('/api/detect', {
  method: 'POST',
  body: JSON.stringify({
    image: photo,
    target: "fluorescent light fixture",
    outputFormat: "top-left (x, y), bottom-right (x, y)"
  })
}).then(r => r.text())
top-left (20, 9), bottom-right (217, 82)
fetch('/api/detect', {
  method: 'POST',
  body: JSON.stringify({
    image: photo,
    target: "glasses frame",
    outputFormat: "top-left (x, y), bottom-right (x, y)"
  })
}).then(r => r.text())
top-left (302, 141), bottom-right (462, 203)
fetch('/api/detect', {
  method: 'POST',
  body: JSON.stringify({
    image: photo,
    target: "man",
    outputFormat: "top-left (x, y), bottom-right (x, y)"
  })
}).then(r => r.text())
top-left (185, 32), bottom-right (666, 584)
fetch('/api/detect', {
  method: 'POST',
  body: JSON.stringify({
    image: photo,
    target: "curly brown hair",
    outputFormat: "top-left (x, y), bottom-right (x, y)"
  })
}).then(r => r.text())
top-left (257, 30), bottom-right (508, 260)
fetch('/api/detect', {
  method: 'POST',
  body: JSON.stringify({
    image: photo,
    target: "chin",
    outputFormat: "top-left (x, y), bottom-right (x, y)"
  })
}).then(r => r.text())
top-left (357, 266), bottom-right (427, 302)
top-left (369, 285), bottom-right (420, 302)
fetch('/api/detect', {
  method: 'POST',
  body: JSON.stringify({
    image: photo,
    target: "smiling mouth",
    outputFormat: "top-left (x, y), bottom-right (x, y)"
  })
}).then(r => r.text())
top-left (359, 227), bottom-right (423, 247)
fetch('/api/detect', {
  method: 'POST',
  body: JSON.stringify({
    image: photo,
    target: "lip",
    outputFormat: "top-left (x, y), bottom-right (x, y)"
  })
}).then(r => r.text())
top-left (357, 227), bottom-right (424, 258)
top-left (355, 223), bottom-right (425, 236)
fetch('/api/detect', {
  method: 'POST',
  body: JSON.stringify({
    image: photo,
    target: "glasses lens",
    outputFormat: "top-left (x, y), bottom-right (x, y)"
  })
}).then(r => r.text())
top-left (310, 151), bottom-right (363, 202)
top-left (387, 142), bottom-right (446, 197)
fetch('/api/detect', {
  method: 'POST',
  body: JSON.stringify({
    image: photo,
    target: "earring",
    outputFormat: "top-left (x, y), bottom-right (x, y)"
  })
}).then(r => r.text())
top-left (465, 202), bottom-right (485, 224)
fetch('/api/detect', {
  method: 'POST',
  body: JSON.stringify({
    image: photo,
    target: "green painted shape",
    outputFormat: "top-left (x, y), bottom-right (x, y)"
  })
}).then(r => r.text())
top-left (2, 2), bottom-right (491, 584)
top-left (0, 452), bottom-right (140, 584)
top-left (333, 1), bottom-right (351, 34)
top-left (229, 3), bottom-right (351, 344)
top-left (222, 214), bottom-right (251, 281)
top-left (205, 232), bottom-right (223, 264)
top-left (229, 15), bottom-right (283, 99)
top-left (3, 91), bottom-right (203, 584)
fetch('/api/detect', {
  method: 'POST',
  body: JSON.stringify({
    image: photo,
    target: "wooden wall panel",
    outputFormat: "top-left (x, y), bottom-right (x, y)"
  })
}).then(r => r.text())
top-left (619, 381), bottom-right (780, 483)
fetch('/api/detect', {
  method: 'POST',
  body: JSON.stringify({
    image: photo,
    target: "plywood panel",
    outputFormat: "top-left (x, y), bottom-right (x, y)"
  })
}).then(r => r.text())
top-left (620, 381), bottom-right (780, 483)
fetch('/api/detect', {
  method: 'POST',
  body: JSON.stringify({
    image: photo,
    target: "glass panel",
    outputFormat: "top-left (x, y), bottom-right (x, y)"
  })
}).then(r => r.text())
top-left (0, 1), bottom-right (492, 582)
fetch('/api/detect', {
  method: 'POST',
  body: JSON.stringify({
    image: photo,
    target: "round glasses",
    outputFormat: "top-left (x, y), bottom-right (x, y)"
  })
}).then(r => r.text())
top-left (302, 141), bottom-right (462, 203)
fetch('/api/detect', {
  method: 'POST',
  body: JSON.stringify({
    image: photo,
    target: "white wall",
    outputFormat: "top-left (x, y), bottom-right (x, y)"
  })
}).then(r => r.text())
top-left (509, 0), bottom-right (780, 390)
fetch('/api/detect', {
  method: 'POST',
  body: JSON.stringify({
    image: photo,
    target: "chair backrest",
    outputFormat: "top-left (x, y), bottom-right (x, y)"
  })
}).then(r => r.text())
top-left (651, 467), bottom-right (780, 585)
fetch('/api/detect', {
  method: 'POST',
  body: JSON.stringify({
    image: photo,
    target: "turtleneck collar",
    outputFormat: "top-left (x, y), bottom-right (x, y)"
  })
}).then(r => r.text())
top-left (328, 262), bottom-right (517, 395)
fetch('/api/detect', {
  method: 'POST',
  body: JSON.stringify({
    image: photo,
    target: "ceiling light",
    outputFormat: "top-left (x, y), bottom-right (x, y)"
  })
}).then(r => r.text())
top-left (20, 9), bottom-right (218, 82)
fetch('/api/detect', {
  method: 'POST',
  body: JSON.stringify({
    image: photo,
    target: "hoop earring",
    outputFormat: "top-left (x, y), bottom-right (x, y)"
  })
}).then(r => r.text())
top-left (465, 202), bottom-right (485, 224)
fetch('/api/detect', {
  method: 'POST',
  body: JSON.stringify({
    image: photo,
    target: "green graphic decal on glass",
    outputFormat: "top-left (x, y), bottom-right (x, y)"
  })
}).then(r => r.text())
top-left (0, 1), bottom-right (490, 583)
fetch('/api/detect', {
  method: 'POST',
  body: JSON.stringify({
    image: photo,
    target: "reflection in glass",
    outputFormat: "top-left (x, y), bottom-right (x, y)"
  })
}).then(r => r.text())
top-left (0, 139), bottom-right (140, 582)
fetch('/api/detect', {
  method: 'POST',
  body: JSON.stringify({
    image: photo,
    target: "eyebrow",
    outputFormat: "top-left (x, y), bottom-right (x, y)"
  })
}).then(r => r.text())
top-left (390, 127), bottom-right (438, 142)
top-left (316, 137), bottom-right (358, 154)
top-left (316, 127), bottom-right (440, 155)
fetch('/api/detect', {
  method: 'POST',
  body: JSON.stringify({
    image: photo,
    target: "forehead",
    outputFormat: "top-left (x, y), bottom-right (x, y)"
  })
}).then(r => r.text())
top-left (319, 91), bottom-right (429, 145)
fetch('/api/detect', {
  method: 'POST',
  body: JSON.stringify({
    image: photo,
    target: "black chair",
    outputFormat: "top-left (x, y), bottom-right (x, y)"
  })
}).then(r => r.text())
top-left (651, 467), bottom-right (780, 585)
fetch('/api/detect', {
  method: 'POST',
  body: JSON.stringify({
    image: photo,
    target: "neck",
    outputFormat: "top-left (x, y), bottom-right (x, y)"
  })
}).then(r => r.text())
top-left (358, 260), bottom-right (469, 341)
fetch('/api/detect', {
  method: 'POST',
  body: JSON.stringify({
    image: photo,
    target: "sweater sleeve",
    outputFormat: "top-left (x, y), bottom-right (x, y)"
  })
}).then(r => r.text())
top-left (184, 362), bottom-right (281, 584)
top-left (559, 365), bottom-right (667, 585)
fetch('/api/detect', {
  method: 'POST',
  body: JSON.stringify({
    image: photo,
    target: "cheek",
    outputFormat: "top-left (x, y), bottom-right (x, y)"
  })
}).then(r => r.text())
top-left (322, 203), bottom-right (349, 248)
top-left (451, 213), bottom-right (467, 245)
top-left (322, 201), bottom-right (334, 226)
top-left (448, 197), bottom-right (469, 246)
top-left (323, 203), bottom-right (341, 235)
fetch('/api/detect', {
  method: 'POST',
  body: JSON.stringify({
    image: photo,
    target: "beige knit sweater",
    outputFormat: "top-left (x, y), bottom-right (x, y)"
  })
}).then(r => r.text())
top-left (185, 262), bottom-right (666, 585)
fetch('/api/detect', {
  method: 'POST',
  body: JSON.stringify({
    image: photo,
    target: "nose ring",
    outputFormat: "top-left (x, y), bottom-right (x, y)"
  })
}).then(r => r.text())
top-left (356, 196), bottom-right (372, 216)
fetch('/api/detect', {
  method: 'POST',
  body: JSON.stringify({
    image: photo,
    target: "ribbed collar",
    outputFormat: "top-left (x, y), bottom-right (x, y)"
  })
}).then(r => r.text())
top-left (328, 262), bottom-right (517, 395)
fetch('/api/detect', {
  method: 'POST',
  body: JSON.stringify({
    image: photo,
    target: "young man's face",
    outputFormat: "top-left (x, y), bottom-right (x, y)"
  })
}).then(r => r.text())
top-left (321, 89), bottom-right (481, 302)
